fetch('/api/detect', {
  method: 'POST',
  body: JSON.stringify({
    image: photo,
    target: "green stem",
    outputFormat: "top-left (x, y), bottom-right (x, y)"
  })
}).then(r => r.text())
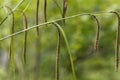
top-left (34, 0), bottom-right (41, 80)
top-left (6, 6), bottom-right (15, 80)
top-left (44, 0), bottom-right (47, 23)
top-left (90, 15), bottom-right (101, 51)
top-left (22, 12), bottom-right (28, 64)
top-left (62, 0), bottom-right (68, 25)
top-left (110, 11), bottom-right (120, 72)
top-left (55, 26), bottom-right (61, 80)
top-left (53, 22), bottom-right (77, 80)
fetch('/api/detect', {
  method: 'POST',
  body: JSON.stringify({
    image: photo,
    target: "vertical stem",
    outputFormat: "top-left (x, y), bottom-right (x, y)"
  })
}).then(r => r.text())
top-left (55, 27), bottom-right (61, 80)
top-left (22, 12), bottom-right (27, 80)
top-left (62, 0), bottom-right (68, 25)
top-left (91, 15), bottom-right (100, 51)
top-left (44, 0), bottom-right (47, 23)
top-left (22, 12), bottom-right (28, 64)
top-left (110, 11), bottom-right (120, 72)
top-left (6, 6), bottom-right (15, 80)
top-left (36, 0), bottom-right (40, 35)
top-left (34, 0), bottom-right (41, 80)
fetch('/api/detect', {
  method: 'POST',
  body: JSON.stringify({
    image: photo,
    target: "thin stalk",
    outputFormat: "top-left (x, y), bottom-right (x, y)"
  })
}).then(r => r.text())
top-left (44, 0), bottom-right (47, 23)
top-left (55, 26), bottom-right (61, 80)
top-left (22, 12), bottom-right (28, 64)
top-left (90, 15), bottom-right (101, 50)
top-left (110, 11), bottom-right (120, 72)
top-left (62, 0), bottom-right (68, 25)
top-left (36, 0), bottom-right (40, 35)
top-left (34, 0), bottom-right (41, 80)
top-left (6, 6), bottom-right (15, 80)
top-left (53, 22), bottom-right (76, 80)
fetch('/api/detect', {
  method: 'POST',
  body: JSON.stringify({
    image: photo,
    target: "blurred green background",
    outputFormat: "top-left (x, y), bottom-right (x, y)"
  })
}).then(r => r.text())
top-left (0, 0), bottom-right (120, 80)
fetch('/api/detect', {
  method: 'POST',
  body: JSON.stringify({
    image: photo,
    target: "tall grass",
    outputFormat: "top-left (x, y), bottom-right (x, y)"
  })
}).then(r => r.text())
top-left (1, 1), bottom-right (120, 79)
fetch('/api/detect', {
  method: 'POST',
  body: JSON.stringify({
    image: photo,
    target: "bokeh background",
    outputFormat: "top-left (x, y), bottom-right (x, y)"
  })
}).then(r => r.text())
top-left (0, 0), bottom-right (120, 80)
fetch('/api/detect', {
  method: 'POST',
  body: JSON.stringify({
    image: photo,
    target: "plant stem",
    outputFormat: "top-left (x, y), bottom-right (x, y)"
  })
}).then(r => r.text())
top-left (22, 12), bottom-right (28, 64)
top-left (44, 0), bottom-right (47, 23)
top-left (34, 0), bottom-right (41, 80)
top-left (90, 15), bottom-right (100, 51)
top-left (62, 0), bottom-right (68, 25)
top-left (53, 22), bottom-right (77, 80)
top-left (110, 11), bottom-right (120, 72)
top-left (6, 6), bottom-right (15, 80)
top-left (55, 26), bottom-right (61, 80)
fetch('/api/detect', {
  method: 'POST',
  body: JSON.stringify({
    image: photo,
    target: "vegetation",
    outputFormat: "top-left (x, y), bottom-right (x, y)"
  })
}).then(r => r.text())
top-left (0, 0), bottom-right (120, 80)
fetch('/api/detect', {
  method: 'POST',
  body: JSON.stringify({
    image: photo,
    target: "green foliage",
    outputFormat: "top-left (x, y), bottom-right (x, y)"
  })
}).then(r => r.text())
top-left (0, 0), bottom-right (120, 80)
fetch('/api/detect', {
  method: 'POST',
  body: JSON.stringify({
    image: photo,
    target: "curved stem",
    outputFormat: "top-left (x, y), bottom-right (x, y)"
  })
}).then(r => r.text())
top-left (53, 22), bottom-right (77, 80)
top-left (90, 15), bottom-right (101, 51)
top-left (110, 11), bottom-right (120, 72)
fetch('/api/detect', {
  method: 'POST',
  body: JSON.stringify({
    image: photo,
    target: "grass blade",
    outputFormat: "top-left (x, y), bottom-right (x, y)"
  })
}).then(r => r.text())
top-left (53, 22), bottom-right (77, 80)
